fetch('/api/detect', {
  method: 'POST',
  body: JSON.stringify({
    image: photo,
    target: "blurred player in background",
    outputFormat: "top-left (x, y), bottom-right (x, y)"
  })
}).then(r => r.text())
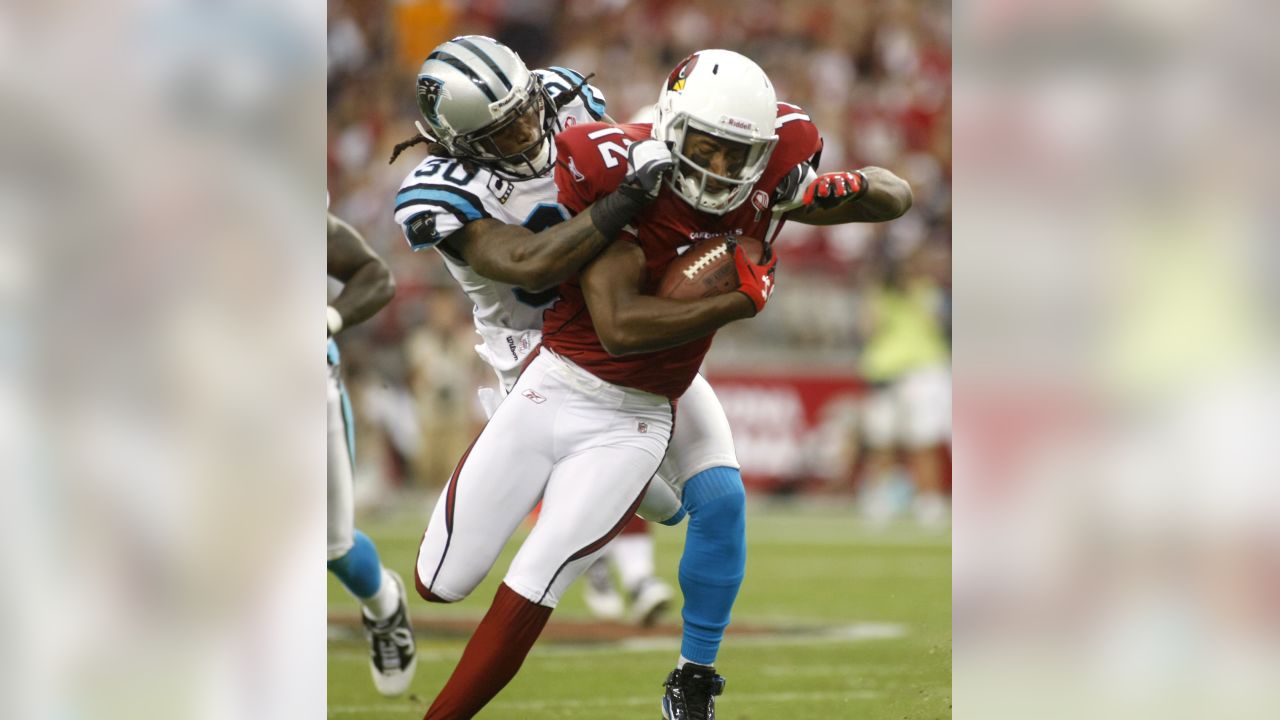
top-left (856, 239), bottom-right (952, 527)
top-left (580, 515), bottom-right (672, 624)
top-left (326, 210), bottom-right (417, 695)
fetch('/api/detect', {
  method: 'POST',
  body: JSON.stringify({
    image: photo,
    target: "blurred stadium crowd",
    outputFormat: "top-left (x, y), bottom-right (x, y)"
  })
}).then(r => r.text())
top-left (326, 0), bottom-right (951, 500)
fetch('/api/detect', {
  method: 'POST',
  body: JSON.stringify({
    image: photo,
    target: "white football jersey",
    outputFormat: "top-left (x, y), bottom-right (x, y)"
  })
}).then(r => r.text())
top-left (395, 67), bottom-right (606, 388)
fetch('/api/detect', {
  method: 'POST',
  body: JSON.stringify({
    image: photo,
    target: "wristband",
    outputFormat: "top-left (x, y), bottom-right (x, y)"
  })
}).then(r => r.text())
top-left (589, 183), bottom-right (649, 240)
top-left (850, 169), bottom-right (870, 200)
top-left (327, 305), bottom-right (344, 336)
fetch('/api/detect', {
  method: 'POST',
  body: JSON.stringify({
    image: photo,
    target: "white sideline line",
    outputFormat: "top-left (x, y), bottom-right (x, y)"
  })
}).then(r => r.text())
top-left (329, 622), bottom-right (908, 664)
top-left (329, 689), bottom-right (882, 715)
top-left (371, 526), bottom-right (952, 549)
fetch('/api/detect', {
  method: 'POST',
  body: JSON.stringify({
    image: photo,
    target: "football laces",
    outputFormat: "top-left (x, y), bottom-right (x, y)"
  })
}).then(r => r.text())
top-left (681, 242), bottom-right (729, 280)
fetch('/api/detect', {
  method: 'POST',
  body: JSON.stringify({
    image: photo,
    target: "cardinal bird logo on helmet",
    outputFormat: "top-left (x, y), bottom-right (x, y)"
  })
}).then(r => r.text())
top-left (666, 53), bottom-right (700, 93)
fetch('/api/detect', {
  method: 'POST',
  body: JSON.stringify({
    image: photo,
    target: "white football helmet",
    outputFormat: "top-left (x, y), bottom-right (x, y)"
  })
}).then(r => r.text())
top-left (652, 50), bottom-right (779, 214)
top-left (415, 35), bottom-right (557, 179)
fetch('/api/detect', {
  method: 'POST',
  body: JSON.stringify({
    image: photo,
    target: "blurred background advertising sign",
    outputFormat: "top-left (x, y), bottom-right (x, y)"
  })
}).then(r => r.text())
top-left (708, 373), bottom-right (864, 488)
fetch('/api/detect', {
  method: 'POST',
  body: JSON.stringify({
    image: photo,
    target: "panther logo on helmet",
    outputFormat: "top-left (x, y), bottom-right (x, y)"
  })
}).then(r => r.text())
top-left (666, 53), bottom-right (700, 93)
top-left (416, 75), bottom-right (449, 129)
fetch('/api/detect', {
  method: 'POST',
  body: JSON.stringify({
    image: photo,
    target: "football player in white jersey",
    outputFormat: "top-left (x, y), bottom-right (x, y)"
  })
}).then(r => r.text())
top-left (327, 209), bottom-right (417, 696)
top-left (388, 36), bottom-right (677, 626)
top-left (390, 45), bottom-right (641, 398)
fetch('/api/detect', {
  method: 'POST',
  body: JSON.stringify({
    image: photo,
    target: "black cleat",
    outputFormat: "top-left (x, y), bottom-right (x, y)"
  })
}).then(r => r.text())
top-left (661, 663), bottom-right (725, 720)
top-left (361, 570), bottom-right (418, 696)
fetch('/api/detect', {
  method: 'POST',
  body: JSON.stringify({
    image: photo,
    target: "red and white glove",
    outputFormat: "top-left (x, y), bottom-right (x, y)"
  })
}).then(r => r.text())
top-left (802, 170), bottom-right (868, 208)
top-left (731, 242), bottom-right (777, 315)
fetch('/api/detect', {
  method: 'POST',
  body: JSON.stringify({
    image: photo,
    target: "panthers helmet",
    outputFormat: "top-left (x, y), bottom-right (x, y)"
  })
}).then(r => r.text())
top-left (652, 50), bottom-right (779, 214)
top-left (415, 35), bottom-right (557, 180)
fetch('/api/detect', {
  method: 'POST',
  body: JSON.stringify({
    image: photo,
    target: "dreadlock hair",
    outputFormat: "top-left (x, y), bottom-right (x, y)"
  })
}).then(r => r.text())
top-left (390, 133), bottom-right (455, 164)
top-left (389, 134), bottom-right (429, 164)
top-left (388, 71), bottom-right (598, 165)
top-left (554, 71), bottom-right (597, 113)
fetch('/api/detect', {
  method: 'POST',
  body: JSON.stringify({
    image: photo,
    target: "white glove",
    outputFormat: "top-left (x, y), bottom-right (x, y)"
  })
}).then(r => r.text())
top-left (624, 139), bottom-right (674, 198)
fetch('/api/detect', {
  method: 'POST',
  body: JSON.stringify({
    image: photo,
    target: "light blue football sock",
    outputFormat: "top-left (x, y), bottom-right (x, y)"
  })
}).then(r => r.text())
top-left (327, 530), bottom-right (384, 599)
top-left (677, 466), bottom-right (746, 666)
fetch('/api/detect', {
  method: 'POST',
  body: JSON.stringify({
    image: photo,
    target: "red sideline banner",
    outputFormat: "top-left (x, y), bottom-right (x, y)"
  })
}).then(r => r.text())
top-left (704, 372), bottom-right (867, 490)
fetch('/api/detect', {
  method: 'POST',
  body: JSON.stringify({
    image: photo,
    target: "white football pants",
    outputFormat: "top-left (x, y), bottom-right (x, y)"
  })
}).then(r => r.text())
top-left (478, 333), bottom-right (739, 523)
top-left (327, 356), bottom-right (356, 560)
top-left (416, 349), bottom-right (674, 608)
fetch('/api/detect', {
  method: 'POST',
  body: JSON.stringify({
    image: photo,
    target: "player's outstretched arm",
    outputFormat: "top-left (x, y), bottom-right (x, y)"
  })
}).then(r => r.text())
top-left (582, 241), bottom-right (756, 356)
top-left (445, 193), bottom-right (636, 293)
top-left (327, 212), bottom-right (396, 334)
top-left (446, 139), bottom-right (673, 293)
top-left (786, 166), bottom-right (913, 225)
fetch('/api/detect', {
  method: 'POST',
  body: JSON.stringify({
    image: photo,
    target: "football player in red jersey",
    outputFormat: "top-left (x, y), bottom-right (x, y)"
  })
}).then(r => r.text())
top-left (544, 53), bottom-right (909, 719)
top-left (414, 49), bottom-right (910, 720)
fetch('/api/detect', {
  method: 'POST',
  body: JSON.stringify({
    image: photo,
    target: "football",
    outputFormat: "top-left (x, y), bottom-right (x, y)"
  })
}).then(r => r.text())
top-left (656, 235), bottom-right (764, 300)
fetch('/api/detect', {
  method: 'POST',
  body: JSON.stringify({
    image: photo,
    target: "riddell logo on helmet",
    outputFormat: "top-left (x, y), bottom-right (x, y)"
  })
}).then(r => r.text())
top-left (720, 116), bottom-right (754, 132)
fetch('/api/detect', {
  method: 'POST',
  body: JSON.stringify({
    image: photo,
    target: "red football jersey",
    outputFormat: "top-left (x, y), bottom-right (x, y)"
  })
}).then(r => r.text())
top-left (542, 103), bottom-right (822, 399)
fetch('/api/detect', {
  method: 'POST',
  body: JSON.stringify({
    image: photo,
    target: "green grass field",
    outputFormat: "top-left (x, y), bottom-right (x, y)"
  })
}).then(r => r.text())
top-left (328, 496), bottom-right (951, 719)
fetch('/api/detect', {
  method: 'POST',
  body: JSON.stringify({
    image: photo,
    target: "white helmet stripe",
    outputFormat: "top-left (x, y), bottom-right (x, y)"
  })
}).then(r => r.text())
top-left (436, 42), bottom-right (510, 102)
top-left (450, 37), bottom-right (513, 91)
top-left (426, 49), bottom-right (499, 102)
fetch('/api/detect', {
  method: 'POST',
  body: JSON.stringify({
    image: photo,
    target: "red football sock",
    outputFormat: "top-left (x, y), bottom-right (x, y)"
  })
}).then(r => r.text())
top-left (424, 583), bottom-right (553, 719)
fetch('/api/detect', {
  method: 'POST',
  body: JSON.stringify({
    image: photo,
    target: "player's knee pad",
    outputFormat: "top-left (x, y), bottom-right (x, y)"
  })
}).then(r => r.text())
top-left (327, 531), bottom-right (383, 599)
top-left (636, 475), bottom-right (685, 524)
